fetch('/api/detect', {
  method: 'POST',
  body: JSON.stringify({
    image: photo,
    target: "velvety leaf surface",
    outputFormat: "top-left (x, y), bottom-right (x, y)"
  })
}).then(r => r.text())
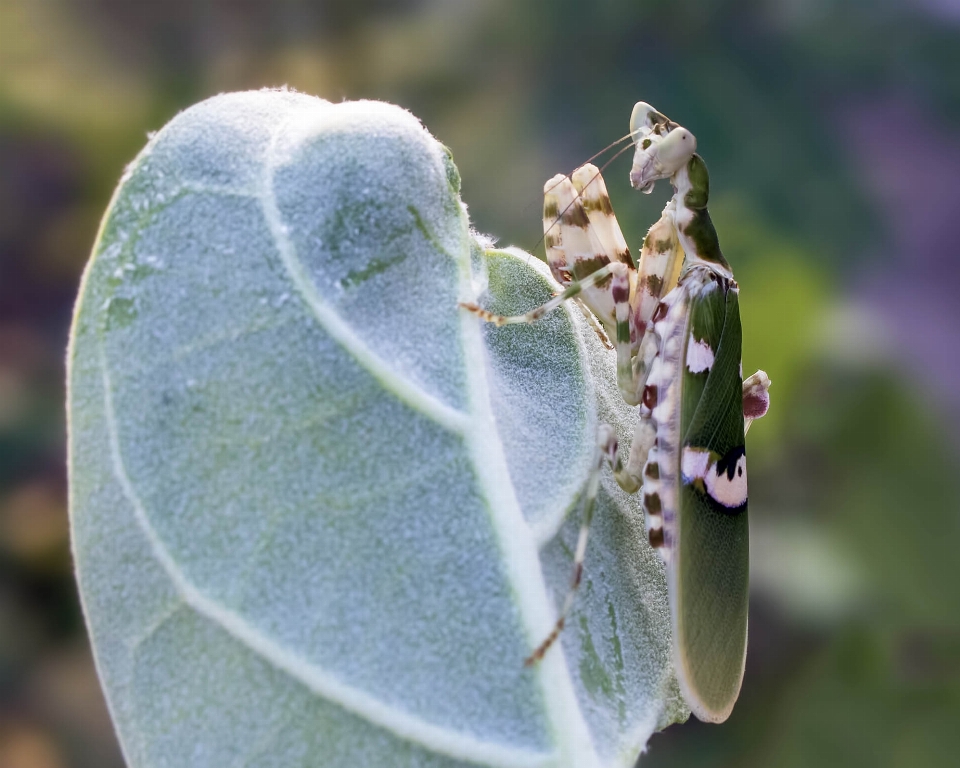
top-left (67, 89), bottom-right (685, 768)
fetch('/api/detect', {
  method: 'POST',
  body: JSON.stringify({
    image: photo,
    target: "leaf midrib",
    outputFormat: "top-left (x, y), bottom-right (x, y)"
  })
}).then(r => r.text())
top-left (89, 108), bottom-right (607, 768)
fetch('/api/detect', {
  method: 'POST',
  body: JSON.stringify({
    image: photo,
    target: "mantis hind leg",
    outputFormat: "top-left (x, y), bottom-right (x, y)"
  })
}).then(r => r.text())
top-left (525, 418), bottom-right (652, 665)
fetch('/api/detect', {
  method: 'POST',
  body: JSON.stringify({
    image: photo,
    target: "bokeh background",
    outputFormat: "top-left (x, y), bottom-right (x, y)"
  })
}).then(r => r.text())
top-left (2, 0), bottom-right (959, 766)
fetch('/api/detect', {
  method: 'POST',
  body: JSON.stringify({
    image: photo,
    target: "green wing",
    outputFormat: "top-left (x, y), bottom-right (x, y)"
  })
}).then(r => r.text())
top-left (671, 276), bottom-right (748, 723)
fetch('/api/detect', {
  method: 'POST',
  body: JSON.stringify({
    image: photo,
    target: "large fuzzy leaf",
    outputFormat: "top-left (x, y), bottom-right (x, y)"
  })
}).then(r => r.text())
top-left (67, 89), bottom-right (685, 768)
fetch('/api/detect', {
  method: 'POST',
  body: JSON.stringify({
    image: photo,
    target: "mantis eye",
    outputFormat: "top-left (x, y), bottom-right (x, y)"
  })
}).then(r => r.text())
top-left (654, 128), bottom-right (697, 172)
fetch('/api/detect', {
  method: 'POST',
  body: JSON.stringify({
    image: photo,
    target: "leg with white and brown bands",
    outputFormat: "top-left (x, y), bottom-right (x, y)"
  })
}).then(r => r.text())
top-left (460, 262), bottom-right (625, 326)
top-left (567, 165), bottom-right (686, 408)
top-left (525, 414), bottom-right (657, 666)
top-left (631, 332), bottom-right (660, 399)
top-left (526, 411), bottom-right (659, 665)
top-left (610, 266), bottom-right (638, 405)
top-left (642, 449), bottom-right (667, 551)
top-left (463, 167), bottom-right (638, 356)
top-left (569, 165), bottom-right (633, 268)
top-left (637, 374), bottom-right (673, 552)
top-left (635, 209), bottom-right (683, 331)
top-left (524, 424), bottom-right (613, 666)
top-left (543, 167), bottom-right (642, 404)
top-left (542, 168), bottom-right (628, 325)
top-left (614, 209), bottom-right (685, 406)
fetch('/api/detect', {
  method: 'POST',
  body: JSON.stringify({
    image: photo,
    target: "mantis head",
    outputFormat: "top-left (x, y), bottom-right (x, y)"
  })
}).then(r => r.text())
top-left (629, 102), bottom-right (697, 193)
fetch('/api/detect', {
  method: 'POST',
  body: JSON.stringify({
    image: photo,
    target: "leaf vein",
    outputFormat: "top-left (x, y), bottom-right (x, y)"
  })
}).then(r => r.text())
top-left (456, 244), bottom-right (602, 768)
top-left (258, 121), bottom-right (469, 435)
top-left (99, 346), bottom-right (553, 768)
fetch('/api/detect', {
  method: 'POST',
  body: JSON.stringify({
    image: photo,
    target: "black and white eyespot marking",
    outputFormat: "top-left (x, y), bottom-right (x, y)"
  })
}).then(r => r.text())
top-left (681, 445), bottom-right (748, 510)
top-left (716, 445), bottom-right (746, 481)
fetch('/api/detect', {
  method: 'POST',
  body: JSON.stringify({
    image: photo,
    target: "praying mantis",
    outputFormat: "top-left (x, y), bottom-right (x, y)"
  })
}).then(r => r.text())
top-left (463, 103), bottom-right (771, 723)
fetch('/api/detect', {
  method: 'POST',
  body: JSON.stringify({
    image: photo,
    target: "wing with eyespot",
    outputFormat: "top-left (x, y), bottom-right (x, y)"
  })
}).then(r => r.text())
top-left (671, 274), bottom-right (748, 724)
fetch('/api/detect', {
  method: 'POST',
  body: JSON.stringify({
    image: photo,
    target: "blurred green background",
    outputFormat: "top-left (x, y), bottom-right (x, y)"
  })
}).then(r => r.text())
top-left (2, 0), bottom-right (959, 766)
